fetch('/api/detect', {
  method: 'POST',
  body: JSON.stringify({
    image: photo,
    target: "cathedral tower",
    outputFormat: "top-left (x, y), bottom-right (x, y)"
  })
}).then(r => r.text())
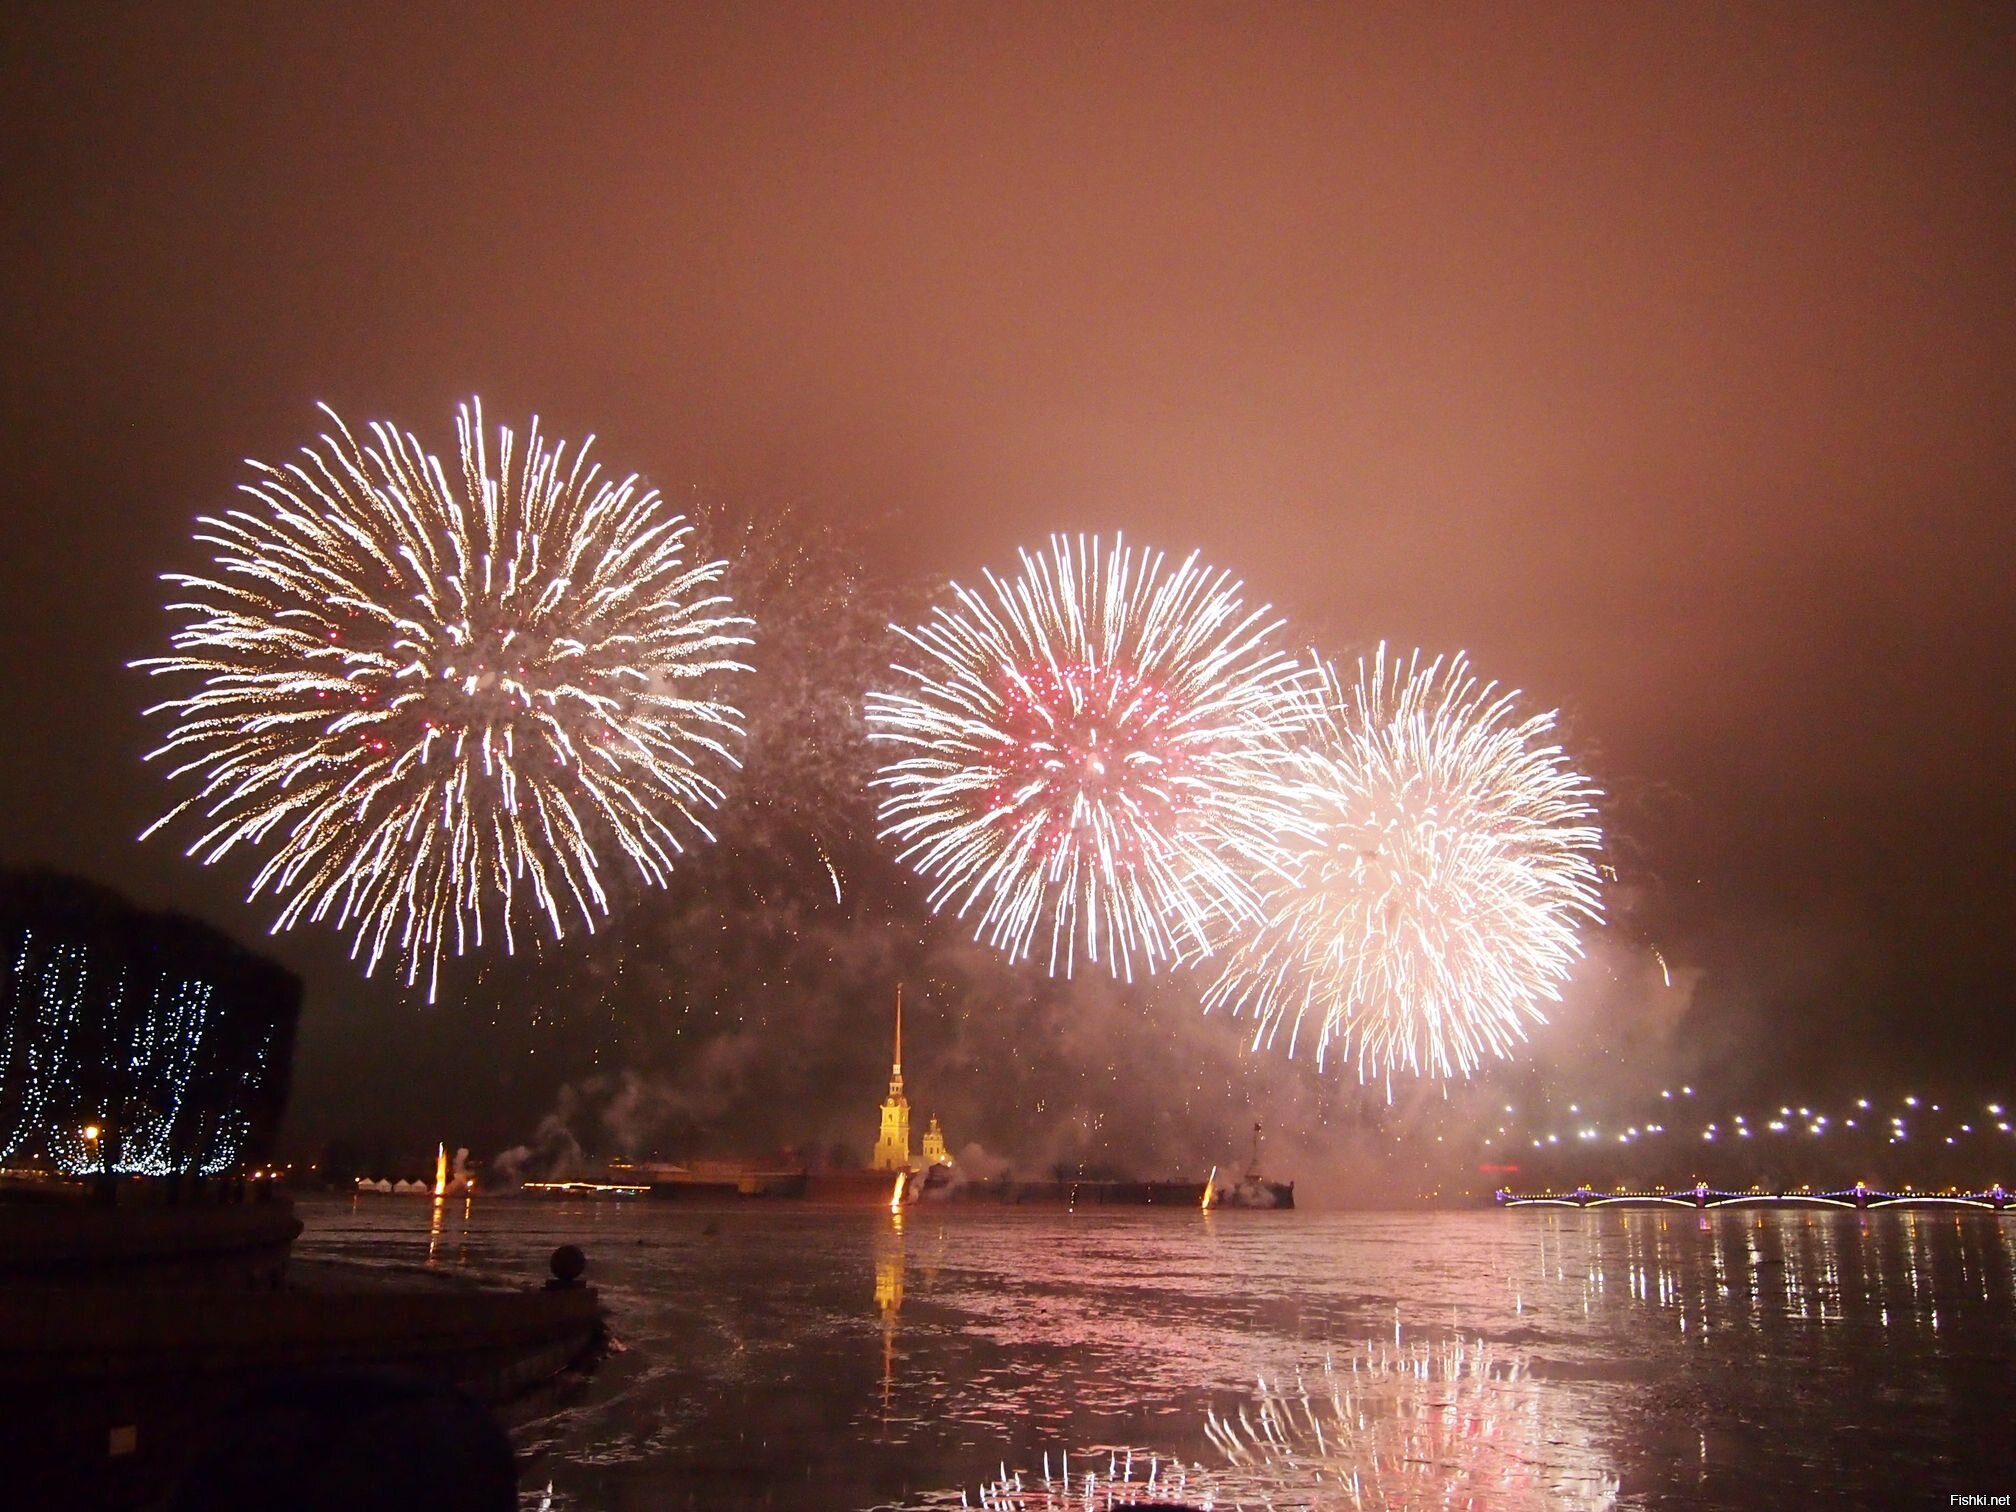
top-left (871, 985), bottom-right (912, 1171)
top-left (921, 1116), bottom-right (951, 1168)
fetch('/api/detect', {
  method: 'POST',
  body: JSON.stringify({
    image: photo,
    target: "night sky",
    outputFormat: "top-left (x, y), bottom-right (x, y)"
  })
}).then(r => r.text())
top-left (2, 5), bottom-right (2010, 1179)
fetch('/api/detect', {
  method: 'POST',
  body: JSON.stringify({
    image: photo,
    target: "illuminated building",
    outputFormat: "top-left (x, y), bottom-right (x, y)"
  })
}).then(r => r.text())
top-left (871, 986), bottom-right (912, 1171)
top-left (0, 869), bottom-right (299, 1176)
top-left (869, 985), bottom-right (955, 1174)
top-left (921, 1115), bottom-right (951, 1168)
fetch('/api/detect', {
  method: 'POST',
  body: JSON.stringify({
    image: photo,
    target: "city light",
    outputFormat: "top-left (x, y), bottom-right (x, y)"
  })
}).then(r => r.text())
top-left (3, 918), bottom-right (281, 1176)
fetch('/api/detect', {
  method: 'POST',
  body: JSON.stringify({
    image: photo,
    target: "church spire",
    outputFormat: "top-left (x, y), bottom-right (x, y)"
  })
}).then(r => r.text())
top-left (872, 982), bottom-right (912, 1171)
top-left (887, 982), bottom-right (904, 1099)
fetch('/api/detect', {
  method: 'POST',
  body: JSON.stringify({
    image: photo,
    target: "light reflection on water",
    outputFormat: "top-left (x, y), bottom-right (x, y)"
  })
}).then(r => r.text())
top-left (292, 1199), bottom-right (2016, 1510)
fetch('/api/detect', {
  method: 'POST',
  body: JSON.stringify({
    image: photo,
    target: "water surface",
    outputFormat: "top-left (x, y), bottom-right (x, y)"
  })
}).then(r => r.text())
top-left (293, 1197), bottom-right (2016, 1509)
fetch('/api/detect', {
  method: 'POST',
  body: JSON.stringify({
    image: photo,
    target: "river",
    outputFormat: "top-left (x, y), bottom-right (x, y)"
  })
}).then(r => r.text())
top-left (292, 1196), bottom-right (2016, 1509)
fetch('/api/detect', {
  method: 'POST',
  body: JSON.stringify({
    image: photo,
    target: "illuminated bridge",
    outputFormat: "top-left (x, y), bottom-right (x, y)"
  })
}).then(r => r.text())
top-left (1496, 1182), bottom-right (2012, 1211)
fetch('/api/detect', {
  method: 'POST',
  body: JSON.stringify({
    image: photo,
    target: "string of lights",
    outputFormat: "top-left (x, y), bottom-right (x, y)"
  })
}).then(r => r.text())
top-left (1470, 1088), bottom-right (2014, 1153)
top-left (0, 872), bottom-right (297, 1176)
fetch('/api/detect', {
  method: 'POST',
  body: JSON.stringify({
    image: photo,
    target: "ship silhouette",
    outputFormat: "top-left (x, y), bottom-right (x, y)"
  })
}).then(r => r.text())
top-left (1205, 1123), bottom-right (1295, 1210)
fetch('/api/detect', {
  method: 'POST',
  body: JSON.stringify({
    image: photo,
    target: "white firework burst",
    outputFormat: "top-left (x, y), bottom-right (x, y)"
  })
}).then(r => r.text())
top-left (136, 400), bottom-right (751, 998)
top-left (866, 534), bottom-right (1311, 979)
top-left (1205, 647), bottom-right (1602, 1082)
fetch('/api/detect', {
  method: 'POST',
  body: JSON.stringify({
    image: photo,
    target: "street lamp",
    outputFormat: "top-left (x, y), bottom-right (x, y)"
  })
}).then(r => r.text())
top-left (83, 1121), bottom-right (110, 1185)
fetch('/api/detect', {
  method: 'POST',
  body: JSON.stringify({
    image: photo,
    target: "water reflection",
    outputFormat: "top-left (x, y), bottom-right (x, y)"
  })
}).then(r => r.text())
top-left (1531, 1208), bottom-right (2016, 1340)
top-left (925, 1338), bottom-right (1619, 1510)
top-left (942, 1449), bottom-right (1206, 1509)
top-left (878, 1213), bottom-right (906, 1415)
top-left (422, 1190), bottom-right (478, 1268)
top-left (1209, 1342), bottom-right (1620, 1509)
top-left (283, 1202), bottom-right (2016, 1511)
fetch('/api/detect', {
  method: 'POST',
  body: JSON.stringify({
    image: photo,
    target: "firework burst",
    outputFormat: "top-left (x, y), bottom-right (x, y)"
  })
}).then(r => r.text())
top-left (866, 535), bottom-right (1310, 979)
top-left (1205, 647), bottom-right (1601, 1083)
top-left (136, 400), bottom-right (751, 998)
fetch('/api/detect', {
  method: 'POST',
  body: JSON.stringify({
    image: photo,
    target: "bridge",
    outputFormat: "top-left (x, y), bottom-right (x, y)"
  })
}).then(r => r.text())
top-left (1496, 1182), bottom-right (2012, 1211)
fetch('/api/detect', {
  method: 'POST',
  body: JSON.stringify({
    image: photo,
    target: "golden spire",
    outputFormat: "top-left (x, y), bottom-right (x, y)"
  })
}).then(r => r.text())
top-left (886, 983), bottom-right (906, 1101)
top-left (873, 982), bottom-right (912, 1171)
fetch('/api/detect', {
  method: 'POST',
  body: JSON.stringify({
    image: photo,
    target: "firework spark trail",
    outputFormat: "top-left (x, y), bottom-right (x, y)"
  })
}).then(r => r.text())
top-left (687, 500), bottom-right (891, 909)
top-left (1205, 646), bottom-right (1602, 1084)
top-left (136, 400), bottom-right (751, 999)
top-left (867, 535), bottom-right (1312, 980)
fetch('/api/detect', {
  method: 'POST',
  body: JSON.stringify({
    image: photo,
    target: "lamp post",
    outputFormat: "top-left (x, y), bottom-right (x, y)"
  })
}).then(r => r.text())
top-left (83, 1121), bottom-right (114, 1204)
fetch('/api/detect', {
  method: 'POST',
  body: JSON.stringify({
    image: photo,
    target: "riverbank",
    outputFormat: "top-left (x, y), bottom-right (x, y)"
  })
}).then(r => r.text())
top-left (0, 1184), bottom-right (603, 1507)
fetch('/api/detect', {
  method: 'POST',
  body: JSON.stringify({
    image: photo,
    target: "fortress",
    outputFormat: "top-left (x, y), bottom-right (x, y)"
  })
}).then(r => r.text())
top-left (870, 986), bottom-right (951, 1174)
top-left (540, 986), bottom-right (958, 1202)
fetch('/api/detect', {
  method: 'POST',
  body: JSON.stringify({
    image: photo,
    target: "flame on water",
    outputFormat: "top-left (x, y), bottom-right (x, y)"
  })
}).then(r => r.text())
top-left (890, 1170), bottom-right (908, 1212)
top-left (434, 1141), bottom-right (448, 1198)
top-left (1201, 1165), bottom-right (1218, 1212)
